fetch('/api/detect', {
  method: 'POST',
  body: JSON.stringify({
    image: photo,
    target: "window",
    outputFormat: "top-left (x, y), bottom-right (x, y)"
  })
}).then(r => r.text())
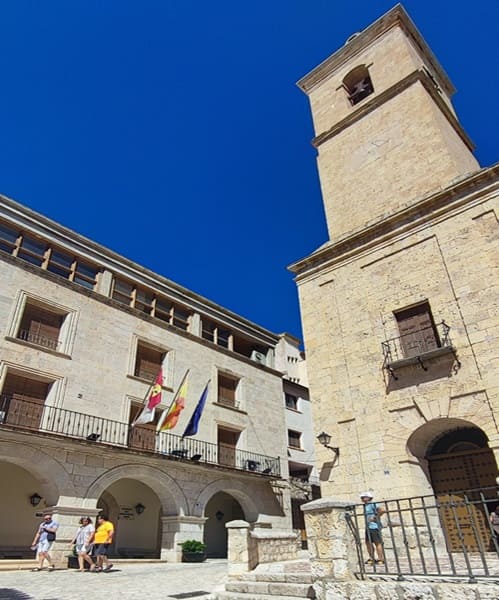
top-left (134, 343), bottom-right (165, 381)
top-left (46, 249), bottom-right (98, 289)
top-left (113, 282), bottom-right (192, 332)
top-left (0, 373), bottom-right (51, 430)
top-left (217, 373), bottom-right (239, 408)
top-left (202, 319), bottom-right (231, 348)
top-left (128, 401), bottom-right (159, 452)
top-left (288, 429), bottom-right (302, 449)
top-left (218, 426), bottom-right (240, 467)
top-left (134, 288), bottom-right (154, 315)
top-left (17, 235), bottom-right (47, 267)
top-left (112, 278), bottom-right (134, 306)
top-left (343, 65), bottom-right (374, 106)
top-left (171, 305), bottom-right (190, 331)
top-left (395, 301), bottom-right (440, 358)
top-left (17, 303), bottom-right (63, 351)
top-left (0, 223), bottom-right (19, 253)
top-left (285, 393), bottom-right (299, 411)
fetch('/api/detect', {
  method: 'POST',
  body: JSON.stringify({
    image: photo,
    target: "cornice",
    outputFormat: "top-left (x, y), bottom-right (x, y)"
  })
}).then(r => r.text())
top-left (297, 4), bottom-right (454, 97)
top-left (288, 163), bottom-right (499, 280)
top-left (312, 69), bottom-right (474, 152)
top-left (0, 193), bottom-right (279, 345)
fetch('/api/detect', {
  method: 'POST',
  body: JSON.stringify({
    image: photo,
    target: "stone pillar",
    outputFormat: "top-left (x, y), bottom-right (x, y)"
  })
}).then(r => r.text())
top-left (302, 498), bottom-right (357, 581)
top-left (43, 505), bottom-right (100, 568)
top-left (226, 519), bottom-right (252, 576)
top-left (160, 515), bottom-right (206, 562)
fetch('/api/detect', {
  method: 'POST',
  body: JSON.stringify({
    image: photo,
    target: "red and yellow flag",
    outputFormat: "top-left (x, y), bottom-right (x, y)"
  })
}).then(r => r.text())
top-left (157, 370), bottom-right (189, 432)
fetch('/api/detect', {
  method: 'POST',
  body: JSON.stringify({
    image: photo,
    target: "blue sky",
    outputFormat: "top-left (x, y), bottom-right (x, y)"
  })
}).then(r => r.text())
top-left (0, 1), bottom-right (497, 340)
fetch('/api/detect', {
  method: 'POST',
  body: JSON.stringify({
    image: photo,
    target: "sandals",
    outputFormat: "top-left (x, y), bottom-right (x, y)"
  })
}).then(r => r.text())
top-left (365, 559), bottom-right (374, 565)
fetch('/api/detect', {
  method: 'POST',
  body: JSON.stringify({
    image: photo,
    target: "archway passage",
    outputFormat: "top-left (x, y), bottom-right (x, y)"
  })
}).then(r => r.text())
top-left (97, 478), bottom-right (162, 558)
top-left (204, 492), bottom-right (244, 558)
top-left (426, 426), bottom-right (497, 552)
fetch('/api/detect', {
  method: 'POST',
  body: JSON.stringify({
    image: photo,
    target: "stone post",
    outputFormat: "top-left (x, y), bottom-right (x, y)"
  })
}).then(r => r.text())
top-left (160, 515), bottom-right (206, 562)
top-left (302, 498), bottom-right (357, 581)
top-left (226, 519), bottom-right (252, 576)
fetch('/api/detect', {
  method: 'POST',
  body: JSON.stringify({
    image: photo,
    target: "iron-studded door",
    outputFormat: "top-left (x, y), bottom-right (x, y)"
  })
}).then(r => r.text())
top-left (429, 449), bottom-right (497, 551)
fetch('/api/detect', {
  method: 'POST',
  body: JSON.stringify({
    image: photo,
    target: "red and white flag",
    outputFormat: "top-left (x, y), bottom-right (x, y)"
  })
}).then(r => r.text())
top-left (132, 369), bottom-right (163, 426)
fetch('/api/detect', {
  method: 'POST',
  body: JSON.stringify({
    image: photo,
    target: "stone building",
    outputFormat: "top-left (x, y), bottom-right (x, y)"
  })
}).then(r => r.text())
top-left (0, 193), bottom-right (294, 564)
top-left (275, 334), bottom-right (320, 545)
top-left (289, 4), bottom-right (498, 553)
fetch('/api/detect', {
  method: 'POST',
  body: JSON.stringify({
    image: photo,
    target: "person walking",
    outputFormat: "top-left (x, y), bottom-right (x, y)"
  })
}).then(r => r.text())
top-left (489, 505), bottom-right (499, 551)
top-left (30, 513), bottom-right (59, 571)
top-left (71, 516), bottom-right (96, 572)
top-left (93, 514), bottom-right (114, 572)
top-left (360, 491), bottom-right (385, 565)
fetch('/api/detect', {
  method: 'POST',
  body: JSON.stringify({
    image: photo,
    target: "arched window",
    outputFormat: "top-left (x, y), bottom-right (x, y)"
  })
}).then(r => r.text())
top-left (343, 65), bottom-right (374, 106)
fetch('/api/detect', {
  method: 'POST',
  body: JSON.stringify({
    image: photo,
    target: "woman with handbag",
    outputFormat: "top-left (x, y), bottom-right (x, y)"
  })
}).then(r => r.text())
top-left (71, 517), bottom-right (96, 572)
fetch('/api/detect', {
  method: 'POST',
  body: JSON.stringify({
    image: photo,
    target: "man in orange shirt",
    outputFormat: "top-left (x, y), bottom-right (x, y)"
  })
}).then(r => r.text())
top-left (93, 515), bottom-right (114, 572)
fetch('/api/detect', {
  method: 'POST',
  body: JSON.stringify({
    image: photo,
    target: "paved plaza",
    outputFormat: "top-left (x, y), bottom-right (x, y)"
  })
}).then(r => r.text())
top-left (0, 560), bottom-right (228, 600)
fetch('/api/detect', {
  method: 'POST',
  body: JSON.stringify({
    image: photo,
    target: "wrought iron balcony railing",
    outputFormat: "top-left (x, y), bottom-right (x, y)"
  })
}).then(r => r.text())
top-left (0, 394), bottom-right (281, 476)
top-left (17, 329), bottom-right (60, 351)
top-left (382, 321), bottom-right (460, 379)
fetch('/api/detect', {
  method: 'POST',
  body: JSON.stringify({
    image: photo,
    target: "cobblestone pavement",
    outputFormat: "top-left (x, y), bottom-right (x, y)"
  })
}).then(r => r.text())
top-left (0, 560), bottom-right (228, 600)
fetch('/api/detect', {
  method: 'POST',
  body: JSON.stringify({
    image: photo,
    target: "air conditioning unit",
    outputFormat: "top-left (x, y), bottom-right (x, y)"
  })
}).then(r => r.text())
top-left (250, 350), bottom-right (266, 365)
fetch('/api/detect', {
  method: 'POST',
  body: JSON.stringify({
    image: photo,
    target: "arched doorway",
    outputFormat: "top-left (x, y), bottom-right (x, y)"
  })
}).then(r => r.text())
top-left (425, 425), bottom-right (497, 551)
top-left (204, 491), bottom-right (244, 557)
top-left (97, 478), bottom-right (161, 558)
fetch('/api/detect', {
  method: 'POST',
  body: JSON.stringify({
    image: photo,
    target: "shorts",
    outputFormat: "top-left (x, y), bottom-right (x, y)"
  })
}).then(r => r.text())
top-left (365, 528), bottom-right (382, 544)
top-left (76, 544), bottom-right (92, 555)
top-left (94, 543), bottom-right (110, 556)
top-left (37, 540), bottom-right (54, 553)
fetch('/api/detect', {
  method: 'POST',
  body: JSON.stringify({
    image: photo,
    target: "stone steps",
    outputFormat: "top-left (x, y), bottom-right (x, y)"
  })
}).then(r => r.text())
top-left (224, 580), bottom-right (314, 598)
top-left (216, 561), bottom-right (315, 600)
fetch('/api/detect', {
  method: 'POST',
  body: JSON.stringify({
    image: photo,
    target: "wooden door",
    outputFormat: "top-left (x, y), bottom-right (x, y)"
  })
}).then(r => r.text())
top-left (218, 427), bottom-right (239, 467)
top-left (396, 303), bottom-right (439, 357)
top-left (429, 449), bottom-right (497, 551)
top-left (1, 375), bottom-right (48, 430)
top-left (128, 403), bottom-right (157, 451)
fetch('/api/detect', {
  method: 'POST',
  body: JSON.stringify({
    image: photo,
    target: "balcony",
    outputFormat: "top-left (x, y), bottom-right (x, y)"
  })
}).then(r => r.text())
top-left (0, 394), bottom-right (281, 477)
top-left (382, 320), bottom-right (460, 380)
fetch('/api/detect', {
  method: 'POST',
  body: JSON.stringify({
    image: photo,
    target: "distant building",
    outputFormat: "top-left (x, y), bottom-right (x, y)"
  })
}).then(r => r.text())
top-left (0, 194), bottom-right (294, 563)
top-left (275, 333), bottom-right (319, 546)
top-left (290, 4), bottom-right (498, 552)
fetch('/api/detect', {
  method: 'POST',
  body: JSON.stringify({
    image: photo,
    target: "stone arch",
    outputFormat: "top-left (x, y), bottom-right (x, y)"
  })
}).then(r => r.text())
top-left (406, 417), bottom-right (483, 459)
top-left (84, 463), bottom-right (188, 516)
top-left (193, 477), bottom-right (259, 522)
top-left (0, 439), bottom-right (75, 504)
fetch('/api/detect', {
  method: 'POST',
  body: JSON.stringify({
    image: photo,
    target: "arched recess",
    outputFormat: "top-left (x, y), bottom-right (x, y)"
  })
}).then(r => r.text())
top-left (84, 463), bottom-right (188, 517)
top-left (204, 491), bottom-right (245, 558)
top-left (407, 418), bottom-right (498, 552)
top-left (193, 478), bottom-right (259, 523)
top-left (0, 439), bottom-right (75, 505)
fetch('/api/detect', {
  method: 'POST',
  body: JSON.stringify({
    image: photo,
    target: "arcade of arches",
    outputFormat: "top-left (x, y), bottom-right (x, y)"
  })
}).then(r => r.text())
top-left (0, 440), bottom-right (284, 564)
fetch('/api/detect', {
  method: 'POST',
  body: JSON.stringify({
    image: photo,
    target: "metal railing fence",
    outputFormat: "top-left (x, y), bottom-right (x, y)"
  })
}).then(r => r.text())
top-left (346, 487), bottom-right (499, 582)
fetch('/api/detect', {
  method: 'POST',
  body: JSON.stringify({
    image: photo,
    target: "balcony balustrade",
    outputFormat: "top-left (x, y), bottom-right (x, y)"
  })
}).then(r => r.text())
top-left (0, 393), bottom-right (280, 476)
top-left (382, 321), bottom-right (460, 379)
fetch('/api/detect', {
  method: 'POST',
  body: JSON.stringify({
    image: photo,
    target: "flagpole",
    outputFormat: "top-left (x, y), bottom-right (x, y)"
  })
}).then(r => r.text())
top-left (156, 368), bottom-right (190, 432)
top-left (131, 367), bottom-right (164, 427)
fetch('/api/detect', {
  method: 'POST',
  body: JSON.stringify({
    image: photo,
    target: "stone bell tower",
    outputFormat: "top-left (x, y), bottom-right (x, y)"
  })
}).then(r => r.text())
top-left (297, 4), bottom-right (479, 242)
